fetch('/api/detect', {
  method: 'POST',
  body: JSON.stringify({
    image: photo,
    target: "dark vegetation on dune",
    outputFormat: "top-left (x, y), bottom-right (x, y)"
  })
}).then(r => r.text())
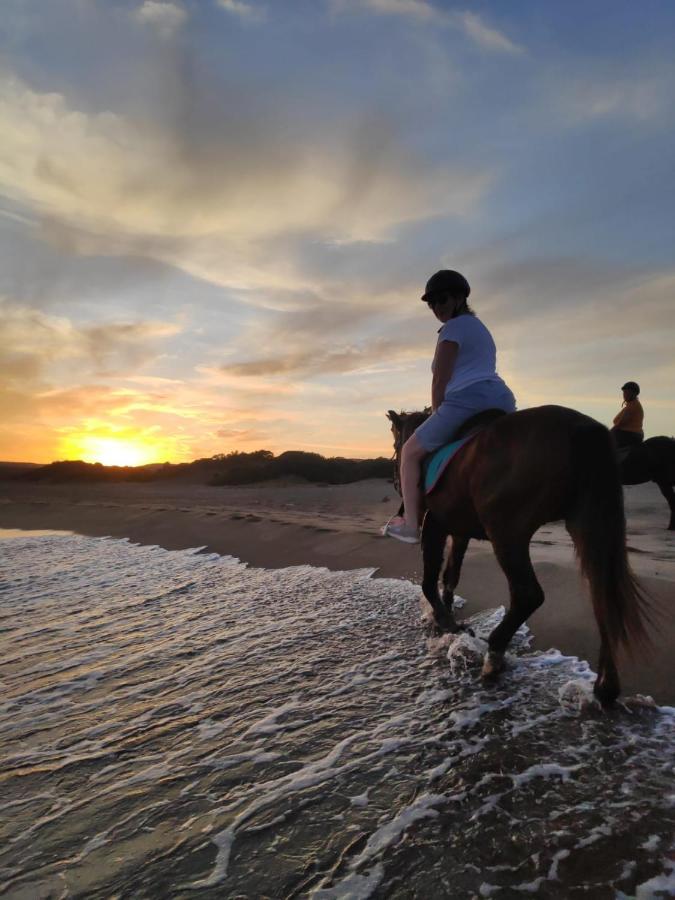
top-left (7, 450), bottom-right (393, 486)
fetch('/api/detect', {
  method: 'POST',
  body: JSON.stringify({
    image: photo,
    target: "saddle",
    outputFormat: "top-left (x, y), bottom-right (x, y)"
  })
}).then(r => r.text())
top-left (423, 408), bottom-right (506, 494)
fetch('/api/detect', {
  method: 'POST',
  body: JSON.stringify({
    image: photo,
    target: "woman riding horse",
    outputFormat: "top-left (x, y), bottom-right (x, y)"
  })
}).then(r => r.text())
top-left (383, 270), bottom-right (516, 544)
top-left (384, 271), bottom-right (649, 704)
top-left (611, 381), bottom-right (644, 450)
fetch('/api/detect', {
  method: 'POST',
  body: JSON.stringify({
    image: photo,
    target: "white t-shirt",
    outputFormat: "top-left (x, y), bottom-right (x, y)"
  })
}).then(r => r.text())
top-left (434, 314), bottom-right (503, 396)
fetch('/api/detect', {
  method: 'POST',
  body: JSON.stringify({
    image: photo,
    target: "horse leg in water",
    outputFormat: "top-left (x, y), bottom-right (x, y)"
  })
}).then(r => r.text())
top-left (593, 624), bottom-right (620, 706)
top-left (441, 535), bottom-right (473, 633)
top-left (421, 514), bottom-right (459, 632)
top-left (655, 480), bottom-right (675, 530)
top-left (485, 532), bottom-right (622, 702)
top-left (481, 534), bottom-right (544, 680)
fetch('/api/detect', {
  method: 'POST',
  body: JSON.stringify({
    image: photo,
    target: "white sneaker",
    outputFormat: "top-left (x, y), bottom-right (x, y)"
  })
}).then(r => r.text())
top-left (383, 520), bottom-right (420, 544)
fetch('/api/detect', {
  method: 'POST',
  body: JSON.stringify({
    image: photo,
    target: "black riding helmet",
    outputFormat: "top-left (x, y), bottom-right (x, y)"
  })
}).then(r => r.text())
top-left (621, 381), bottom-right (640, 394)
top-left (421, 270), bottom-right (471, 302)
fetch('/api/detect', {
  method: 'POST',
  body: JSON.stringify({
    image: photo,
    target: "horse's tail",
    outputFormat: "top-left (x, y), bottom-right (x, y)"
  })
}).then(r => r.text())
top-left (566, 421), bottom-right (650, 655)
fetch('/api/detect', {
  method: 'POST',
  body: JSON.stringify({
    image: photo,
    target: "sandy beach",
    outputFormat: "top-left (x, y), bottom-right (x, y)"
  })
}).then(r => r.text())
top-left (1, 477), bottom-right (673, 704)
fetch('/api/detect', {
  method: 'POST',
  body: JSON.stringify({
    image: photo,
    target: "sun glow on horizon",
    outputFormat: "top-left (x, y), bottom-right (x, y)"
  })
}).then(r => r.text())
top-left (60, 434), bottom-right (165, 467)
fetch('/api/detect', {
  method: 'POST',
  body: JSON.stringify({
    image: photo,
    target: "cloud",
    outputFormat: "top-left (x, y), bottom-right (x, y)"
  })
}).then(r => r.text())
top-left (455, 11), bottom-right (522, 55)
top-left (216, 0), bottom-right (265, 23)
top-left (35, 384), bottom-right (122, 419)
top-left (0, 298), bottom-right (181, 388)
top-left (22, 375), bottom-right (310, 462)
top-left (558, 75), bottom-right (669, 124)
top-left (335, 2), bottom-right (522, 53)
top-left (219, 338), bottom-right (420, 378)
top-left (133, 1), bottom-right (187, 39)
top-left (0, 73), bottom-right (493, 295)
top-left (478, 257), bottom-right (675, 337)
top-left (201, 284), bottom-right (428, 380)
top-left (81, 320), bottom-right (180, 372)
top-left (472, 261), bottom-right (675, 412)
top-left (357, 0), bottom-right (442, 23)
top-left (0, 357), bottom-right (295, 460)
top-left (0, 302), bottom-right (74, 386)
top-left (216, 424), bottom-right (281, 443)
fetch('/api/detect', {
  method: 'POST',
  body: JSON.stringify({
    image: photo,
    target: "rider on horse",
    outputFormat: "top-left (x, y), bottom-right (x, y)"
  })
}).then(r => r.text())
top-left (611, 381), bottom-right (644, 450)
top-left (383, 270), bottom-right (516, 544)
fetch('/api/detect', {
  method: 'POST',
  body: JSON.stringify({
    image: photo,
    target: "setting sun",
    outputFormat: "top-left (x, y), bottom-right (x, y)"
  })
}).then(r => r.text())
top-left (60, 434), bottom-right (159, 467)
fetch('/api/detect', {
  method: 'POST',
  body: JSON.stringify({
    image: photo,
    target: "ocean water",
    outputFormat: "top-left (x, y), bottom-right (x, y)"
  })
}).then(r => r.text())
top-left (0, 531), bottom-right (673, 900)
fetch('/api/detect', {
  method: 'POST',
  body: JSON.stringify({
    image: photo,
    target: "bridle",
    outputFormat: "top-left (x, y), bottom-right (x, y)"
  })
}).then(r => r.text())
top-left (389, 409), bottom-right (430, 496)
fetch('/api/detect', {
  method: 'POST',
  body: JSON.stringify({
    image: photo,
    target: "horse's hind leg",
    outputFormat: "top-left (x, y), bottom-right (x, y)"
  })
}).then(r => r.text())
top-left (482, 536), bottom-right (544, 680)
top-left (421, 514), bottom-right (456, 632)
top-left (594, 625), bottom-right (620, 706)
top-left (441, 535), bottom-right (473, 633)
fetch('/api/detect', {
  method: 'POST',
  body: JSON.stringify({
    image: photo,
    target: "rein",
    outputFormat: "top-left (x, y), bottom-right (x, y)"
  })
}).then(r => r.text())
top-left (391, 429), bottom-right (403, 496)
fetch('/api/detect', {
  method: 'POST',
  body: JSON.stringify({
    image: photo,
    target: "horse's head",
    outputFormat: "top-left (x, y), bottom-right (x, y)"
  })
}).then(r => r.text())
top-left (386, 408), bottom-right (431, 495)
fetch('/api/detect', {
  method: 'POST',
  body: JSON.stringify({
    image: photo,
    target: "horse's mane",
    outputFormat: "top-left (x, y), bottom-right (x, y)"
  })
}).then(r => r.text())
top-left (387, 408), bottom-right (431, 435)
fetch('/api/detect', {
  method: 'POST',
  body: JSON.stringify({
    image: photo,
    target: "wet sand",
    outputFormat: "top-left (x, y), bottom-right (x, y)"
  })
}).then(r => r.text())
top-left (1, 477), bottom-right (673, 704)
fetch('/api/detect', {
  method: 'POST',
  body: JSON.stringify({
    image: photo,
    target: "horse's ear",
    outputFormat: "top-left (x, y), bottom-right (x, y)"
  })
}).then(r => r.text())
top-left (387, 410), bottom-right (401, 428)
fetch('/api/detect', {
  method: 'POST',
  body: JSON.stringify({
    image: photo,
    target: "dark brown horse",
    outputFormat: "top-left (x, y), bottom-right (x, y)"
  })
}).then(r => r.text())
top-left (387, 404), bottom-right (649, 705)
top-left (619, 436), bottom-right (675, 530)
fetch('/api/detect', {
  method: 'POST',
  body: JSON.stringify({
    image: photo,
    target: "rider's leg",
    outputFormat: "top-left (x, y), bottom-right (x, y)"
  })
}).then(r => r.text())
top-left (612, 428), bottom-right (642, 450)
top-left (394, 381), bottom-right (517, 535)
top-left (413, 381), bottom-right (516, 460)
top-left (400, 433), bottom-right (427, 529)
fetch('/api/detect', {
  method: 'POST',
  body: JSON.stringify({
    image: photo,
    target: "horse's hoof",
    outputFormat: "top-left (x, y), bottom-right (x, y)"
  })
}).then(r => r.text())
top-left (593, 679), bottom-right (619, 708)
top-left (433, 615), bottom-right (459, 634)
top-left (481, 650), bottom-right (505, 682)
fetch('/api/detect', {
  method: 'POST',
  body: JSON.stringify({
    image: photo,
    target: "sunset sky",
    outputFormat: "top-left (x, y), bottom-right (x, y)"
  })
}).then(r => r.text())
top-left (1, 0), bottom-right (674, 465)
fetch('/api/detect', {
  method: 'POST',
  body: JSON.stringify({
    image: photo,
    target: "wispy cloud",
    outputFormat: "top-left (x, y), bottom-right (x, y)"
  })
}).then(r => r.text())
top-left (0, 73), bottom-right (493, 294)
top-left (0, 298), bottom-right (181, 383)
top-left (358, 0), bottom-right (442, 23)
top-left (335, 2), bottom-right (522, 53)
top-left (216, 0), bottom-right (265, 23)
top-left (558, 75), bottom-right (670, 124)
top-left (219, 338), bottom-right (423, 378)
top-left (455, 11), bottom-right (522, 55)
top-left (133, 1), bottom-right (188, 38)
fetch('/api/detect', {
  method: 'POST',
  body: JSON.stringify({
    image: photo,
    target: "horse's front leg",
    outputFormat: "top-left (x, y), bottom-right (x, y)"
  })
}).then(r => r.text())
top-left (655, 480), bottom-right (675, 530)
top-left (441, 534), bottom-right (474, 635)
top-left (421, 514), bottom-right (458, 633)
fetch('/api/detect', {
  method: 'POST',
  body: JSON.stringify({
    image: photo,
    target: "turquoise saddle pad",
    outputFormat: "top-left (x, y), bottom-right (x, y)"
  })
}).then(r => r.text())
top-left (423, 436), bottom-right (471, 494)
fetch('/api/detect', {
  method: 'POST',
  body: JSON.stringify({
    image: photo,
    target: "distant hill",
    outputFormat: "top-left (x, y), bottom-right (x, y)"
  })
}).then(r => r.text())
top-left (0, 462), bottom-right (42, 480)
top-left (10, 450), bottom-right (394, 486)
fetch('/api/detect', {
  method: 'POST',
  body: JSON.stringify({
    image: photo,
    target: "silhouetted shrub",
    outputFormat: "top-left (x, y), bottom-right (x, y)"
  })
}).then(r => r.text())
top-left (17, 449), bottom-right (393, 486)
top-left (209, 449), bottom-right (391, 484)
